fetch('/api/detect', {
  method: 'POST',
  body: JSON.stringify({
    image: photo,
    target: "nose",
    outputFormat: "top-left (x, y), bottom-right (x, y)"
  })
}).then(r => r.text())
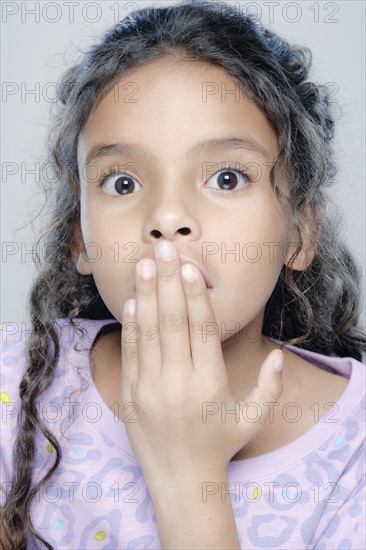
top-left (143, 185), bottom-right (200, 243)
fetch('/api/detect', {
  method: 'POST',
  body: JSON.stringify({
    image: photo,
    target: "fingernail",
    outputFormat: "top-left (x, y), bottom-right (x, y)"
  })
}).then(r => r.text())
top-left (273, 351), bottom-right (283, 372)
top-left (138, 259), bottom-right (156, 280)
top-left (127, 299), bottom-right (136, 316)
top-left (181, 263), bottom-right (198, 282)
top-left (156, 241), bottom-right (175, 260)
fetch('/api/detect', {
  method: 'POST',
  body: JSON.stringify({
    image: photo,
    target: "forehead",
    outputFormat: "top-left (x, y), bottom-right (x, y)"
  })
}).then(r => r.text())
top-left (77, 57), bottom-right (279, 165)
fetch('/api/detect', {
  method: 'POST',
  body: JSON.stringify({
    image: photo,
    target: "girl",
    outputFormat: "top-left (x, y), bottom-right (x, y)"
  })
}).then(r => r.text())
top-left (1, 1), bottom-right (365, 548)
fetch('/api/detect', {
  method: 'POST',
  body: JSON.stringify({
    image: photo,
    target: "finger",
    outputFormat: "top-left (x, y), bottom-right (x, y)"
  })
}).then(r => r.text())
top-left (180, 262), bottom-right (226, 382)
top-left (120, 298), bottom-right (138, 401)
top-left (134, 258), bottom-right (162, 380)
top-left (237, 349), bottom-right (284, 440)
top-left (154, 241), bottom-right (192, 374)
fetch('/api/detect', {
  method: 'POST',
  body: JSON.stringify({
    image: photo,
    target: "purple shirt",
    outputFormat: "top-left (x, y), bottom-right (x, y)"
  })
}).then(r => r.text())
top-left (1, 317), bottom-right (365, 549)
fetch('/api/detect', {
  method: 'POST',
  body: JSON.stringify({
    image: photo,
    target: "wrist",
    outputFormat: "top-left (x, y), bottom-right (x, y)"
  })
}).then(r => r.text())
top-left (146, 470), bottom-right (240, 550)
top-left (144, 467), bottom-right (227, 496)
top-left (145, 466), bottom-right (229, 505)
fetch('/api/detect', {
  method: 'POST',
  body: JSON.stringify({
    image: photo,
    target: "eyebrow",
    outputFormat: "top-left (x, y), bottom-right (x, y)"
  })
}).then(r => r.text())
top-left (84, 136), bottom-right (271, 166)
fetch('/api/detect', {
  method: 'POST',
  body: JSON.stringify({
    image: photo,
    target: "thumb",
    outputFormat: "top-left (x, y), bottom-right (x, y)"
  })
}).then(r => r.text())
top-left (237, 349), bottom-right (284, 442)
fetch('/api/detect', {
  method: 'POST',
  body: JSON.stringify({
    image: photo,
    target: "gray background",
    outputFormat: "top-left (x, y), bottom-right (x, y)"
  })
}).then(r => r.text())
top-left (1, 1), bottom-right (365, 332)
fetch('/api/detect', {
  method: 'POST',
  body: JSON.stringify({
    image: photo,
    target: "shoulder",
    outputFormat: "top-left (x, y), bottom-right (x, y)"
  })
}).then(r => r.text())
top-left (0, 317), bottom-right (116, 500)
top-left (1, 322), bottom-right (29, 402)
top-left (275, 339), bottom-right (365, 404)
top-left (0, 317), bottom-right (121, 415)
top-left (0, 323), bottom-right (30, 503)
top-left (313, 400), bottom-right (366, 547)
top-left (0, 317), bottom-right (104, 414)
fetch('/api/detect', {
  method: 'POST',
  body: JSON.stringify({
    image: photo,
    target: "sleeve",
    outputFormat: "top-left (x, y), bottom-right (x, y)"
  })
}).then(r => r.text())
top-left (0, 322), bottom-right (28, 507)
top-left (312, 440), bottom-right (366, 549)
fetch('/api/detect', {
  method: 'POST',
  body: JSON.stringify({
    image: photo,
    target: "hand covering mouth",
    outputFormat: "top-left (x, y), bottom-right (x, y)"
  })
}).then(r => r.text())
top-left (132, 255), bottom-right (214, 291)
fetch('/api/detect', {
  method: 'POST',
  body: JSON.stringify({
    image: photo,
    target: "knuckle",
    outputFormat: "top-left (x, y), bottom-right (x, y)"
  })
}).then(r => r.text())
top-left (159, 269), bottom-right (176, 283)
top-left (136, 286), bottom-right (155, 297)
top-left (140, 324), bottom-right (159, 345)
top-left (161, 308), bottom-right (185, 332)
top-left (184, 285), bottom-right (202, 299)
top-left (190, 319), bottom-right (210, 337)
top-left (124, 346), bottom-right (138, 363)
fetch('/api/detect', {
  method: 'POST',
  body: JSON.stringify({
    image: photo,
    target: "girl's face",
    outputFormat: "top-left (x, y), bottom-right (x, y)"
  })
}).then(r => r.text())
top-left (75, 57), bottom-right (300, 345)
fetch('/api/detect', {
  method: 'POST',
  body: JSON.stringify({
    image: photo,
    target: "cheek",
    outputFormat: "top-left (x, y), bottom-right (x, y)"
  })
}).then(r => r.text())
top-left (79, 205), bottom-right (135, 263)
top-left (213, 270), bottom-right (280, 342)
top-left (211, 233), bottom-right (285, 338)
top-left (91, 267), bottom-right (135, 324)
top-left (77, 217), bottom-right (138, 322)
top-left (228, 254), bottom-right (282, 306)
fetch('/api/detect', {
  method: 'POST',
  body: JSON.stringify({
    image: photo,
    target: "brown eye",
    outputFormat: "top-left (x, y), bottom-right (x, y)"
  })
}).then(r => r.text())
top-left (100, 171), bottom-right (142, 196)
top-left (206, 168), bottom-right (249, 193)
top-left (114, 175), bottom-right (135, 195)
top-left (217, 171), bottom-right (239, 191)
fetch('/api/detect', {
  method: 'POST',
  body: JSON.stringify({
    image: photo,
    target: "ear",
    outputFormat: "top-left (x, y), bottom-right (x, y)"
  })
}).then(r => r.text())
top-left (283, 204), bottom-right (320, 272)
top-left (71, 228), bottom-right (92, 276)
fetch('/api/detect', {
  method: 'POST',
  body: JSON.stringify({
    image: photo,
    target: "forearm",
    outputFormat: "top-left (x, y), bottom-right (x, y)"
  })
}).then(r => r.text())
top-left (148, 469), bottom-right (241, 550)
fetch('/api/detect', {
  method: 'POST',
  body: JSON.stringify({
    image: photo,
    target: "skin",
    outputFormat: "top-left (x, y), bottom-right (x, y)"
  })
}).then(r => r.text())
top-left (73, 57), bottom-right (349, 468)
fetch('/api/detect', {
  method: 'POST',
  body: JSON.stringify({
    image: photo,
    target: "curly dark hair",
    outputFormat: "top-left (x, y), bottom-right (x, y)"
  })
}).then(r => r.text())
top-left (1, 1), bottom-right (365, 548)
